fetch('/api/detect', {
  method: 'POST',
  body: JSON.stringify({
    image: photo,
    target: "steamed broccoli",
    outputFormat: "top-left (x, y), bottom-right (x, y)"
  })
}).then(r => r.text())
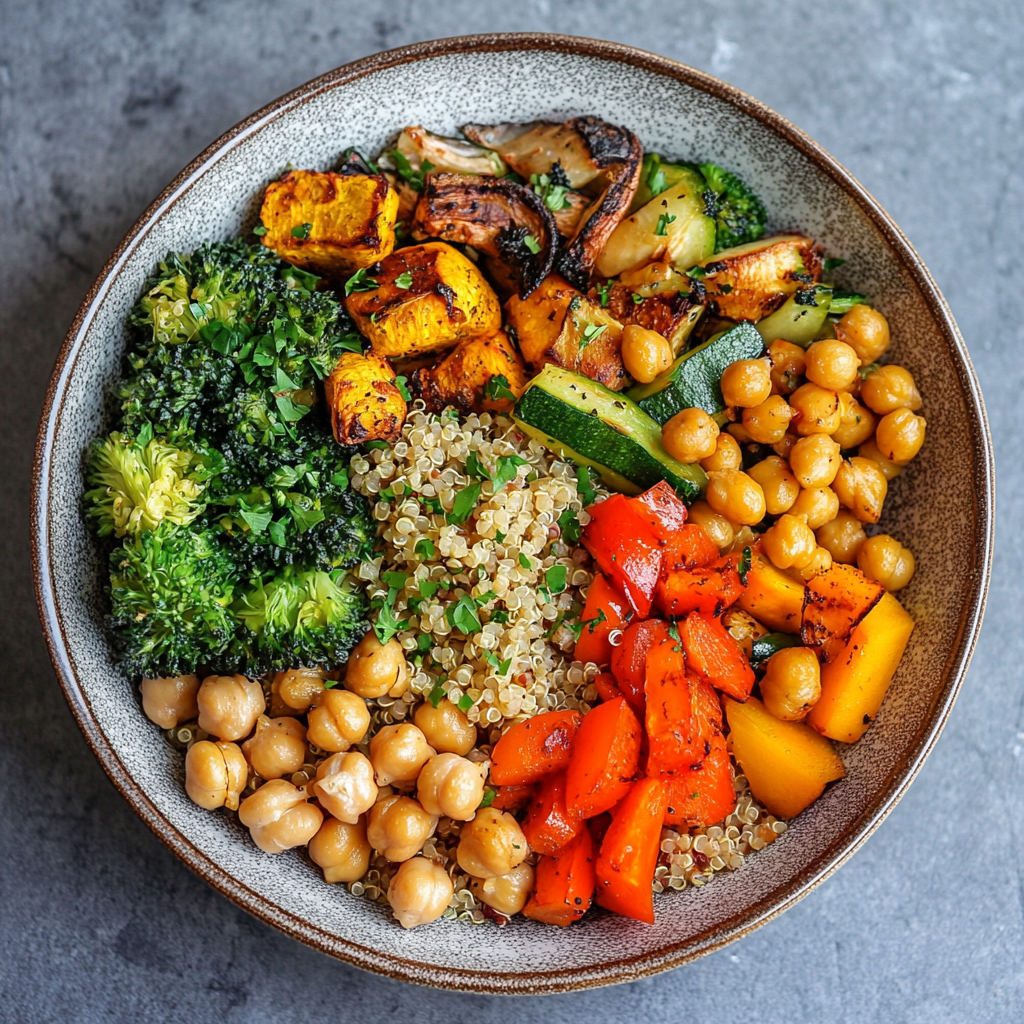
top-left (700, 162), bottom-right (768, 251)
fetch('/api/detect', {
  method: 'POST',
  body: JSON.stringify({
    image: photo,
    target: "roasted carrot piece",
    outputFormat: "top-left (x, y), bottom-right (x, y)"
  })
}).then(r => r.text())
top-left (565, 697), bottom-right (642, 818)
top-left (595, 777), bottom-right (669, 924)
top-left (489, 710), bottom-right (581, 786)
top-left (645, 638), bottom-right (714, 775)
top-left (680, 610), bottom-right (756, 701)
top-left (521, 771), bottom-right (582, 855)
top-left (523, 828), bottom-right (596, 926)
top-left (662, 742), bottom-right (736, 828)
top-left (800, 562), bottom-right (885, 662)
top-left (574, 573), bottom-right (631, 667)
top-left (656, 550), bottom-right (744, 616)
top-left (490, 784), bottom-right (535, 812)
top-left (629, 480), bottom-right (689, 539)
top-left (593, 671), bottom-right (623, 703)
top-left (610, 619), bottom-right (672, 718)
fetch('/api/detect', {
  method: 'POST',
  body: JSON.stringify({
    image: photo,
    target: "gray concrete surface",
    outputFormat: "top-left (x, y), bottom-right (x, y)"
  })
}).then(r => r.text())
top-left (2, 1), bottom-right (1022, 1020)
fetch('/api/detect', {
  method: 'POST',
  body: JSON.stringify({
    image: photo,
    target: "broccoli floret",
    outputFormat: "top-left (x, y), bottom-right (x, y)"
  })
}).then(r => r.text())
top-left (700, 162), bottom-right (768, 251)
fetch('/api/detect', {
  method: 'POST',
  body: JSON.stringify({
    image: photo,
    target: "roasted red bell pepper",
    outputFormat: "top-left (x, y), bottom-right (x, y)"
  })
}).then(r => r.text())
top-left (644, 638), bottom-right (712, 775)
top-left (565, 697), bottom-right (642, 819)
top-left (489, 710), bottom-right (581, 786)
top-left (521, 771), bottom-right (582, 855)
top-left (595, 777), bottom-right (669, 924)
top-left (574, 573), bottom-right (631, 667)
top-left (680, 610), bottom-right (756, 701)
top-left (593, 671), bottom-right (623, 703)
top-left (489, 784), bottom-right (536, 812)
top-left (610, 619), bottom-right (672, 718)
top-left (661, 524), bottom-right (721, 575)
top-left (581, 494), bottom-right (662, 617)
top-left (629, 480), bottom-right (689, 539)
top-left (656, 550), bottom-right (744, 617)
top-left (523, 828), bottom-right (596, 927)
top-left (661, 742), bottom-right (736, 829)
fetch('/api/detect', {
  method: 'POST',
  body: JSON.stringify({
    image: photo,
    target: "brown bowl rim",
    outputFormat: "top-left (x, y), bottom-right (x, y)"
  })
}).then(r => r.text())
top-left (31, 32), bottom-right (994, 994)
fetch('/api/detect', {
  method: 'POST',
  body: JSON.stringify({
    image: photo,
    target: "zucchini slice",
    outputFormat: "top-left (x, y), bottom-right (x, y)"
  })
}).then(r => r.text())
top-left (513, 365), bottom-right (707, 500)
top-left (755, 284), bottom-right (833, 347)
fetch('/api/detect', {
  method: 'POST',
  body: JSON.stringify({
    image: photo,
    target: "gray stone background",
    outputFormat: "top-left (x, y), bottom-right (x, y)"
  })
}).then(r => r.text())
top-left (2, 1), bottom-right (1021, 1020)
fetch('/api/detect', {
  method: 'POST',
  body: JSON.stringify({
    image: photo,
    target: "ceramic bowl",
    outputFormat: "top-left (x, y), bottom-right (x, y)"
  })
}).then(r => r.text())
top-left (32, 34), bottom-right (993, 993)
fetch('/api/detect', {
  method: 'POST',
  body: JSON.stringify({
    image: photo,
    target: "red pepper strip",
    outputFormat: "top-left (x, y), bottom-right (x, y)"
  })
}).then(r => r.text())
top-left (661, 741), bottom-right (736, 829)
top-left (593, 671), bottom-right (623, 703)
top-left (565, 697), bottom-right (642, 819)
top-left (610, 619), bottom-right (672, 719)
top-left (661, 524), bottom-right (721, 575)
top-left (489, 710), bottom-right (581, 786)
top-left (680, 610), bottom-right (756, 701)
top-left (644, 638), bottom-right (712, 775)
top-left (521, 771), bottom-right (582, 855)
top-left (574, 573), bottom-right (631, 667)
top-left (629, 480), bottom-right (688, 539)
top-left (656, 550), bottom-right (744, 616)
top-left (523, 828), bottom-right (596, 927)
top-left (489, 784), bottom-right (536, 812)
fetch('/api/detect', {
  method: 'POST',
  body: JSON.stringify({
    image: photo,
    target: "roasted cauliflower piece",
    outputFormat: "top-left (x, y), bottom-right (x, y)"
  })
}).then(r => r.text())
top-left (260, 170), bottom-right (398, 278)
top-left (345, 242), bottom-right (502, 359)
top-left (410, 330), bottom-right (528, 414)
top-left (324, 352), bottom-right (407, 445)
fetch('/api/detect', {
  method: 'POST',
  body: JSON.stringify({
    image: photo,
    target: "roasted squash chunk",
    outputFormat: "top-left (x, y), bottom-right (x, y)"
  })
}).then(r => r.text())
top-left (410, 330), bottom-right (528, 414)
top-left (800, 562), bottom-right (885, 663)
top-left (598, 281), bottom-right (704, 355)
top-left (324, 352), bottom-right (407, 445)
top-left (260, 170), bottom-right (398, 277)
top-left (505, 274), bottom-right (628, 391)
top-left (345, 242), bottom-right (502, 359)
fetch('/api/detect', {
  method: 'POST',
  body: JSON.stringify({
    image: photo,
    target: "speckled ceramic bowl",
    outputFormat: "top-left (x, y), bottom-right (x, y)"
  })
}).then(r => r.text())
top-left (32, 34), bottom-right (993, 993)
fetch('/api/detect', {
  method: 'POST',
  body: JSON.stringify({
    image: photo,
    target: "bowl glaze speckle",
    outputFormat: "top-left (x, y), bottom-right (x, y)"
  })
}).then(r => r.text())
top-left (32, 34), bottom-right (993, 993)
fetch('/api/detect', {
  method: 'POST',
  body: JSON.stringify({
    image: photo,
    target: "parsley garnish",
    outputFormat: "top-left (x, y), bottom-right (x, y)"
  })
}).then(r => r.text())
top-left (484, 374), bottom-right (517, 403)
top-left (252, 224), bottom-right (268, 236)
top-left (374, 593), bottom-right (410, 645)
top-left (579, 323), bottom-right (608, 351)
top-left (478, 788), bottom-right (497, 809)
top-left (416, 634), bottom-right (432, 652)
top-left (447, 482), bottom-right (483, 525)
top-left (858, 362), bottom-right (880, 380)
top-left (493, 454), bottom-right (527, 489)
top-left (686, 265), bottom-right (707, 279)
top-left (428, 683), bottom-right (447, 708)
top-left (530, 171), bottom-right (572, 212)
top-left (546, 565), bottom-right (568, 594)
top-left (518, 553), bottom-right (532, 570)
top-left (490, 609), bottom-right (510, 624)
top-left (557, 508), bottom-right (581, 545)
top-left (394, 375), bottom-right (412, 401)
top-left (523, 234), bottom-right (541, 255)
top-left (415, 538), bottom-right (436, 559)
top-left (390, 150), bottom-right (434, 191)
top-left (596, 280), bottom-right (614, 307)
top-left (465, 450), bottom-right (491, 481)
top-left (655, 212), bottom-right (676, 236)
top-left (632, 293), bottom-right (645, 304)
top-left (457, 694), bottom-right (474, 713)
top-left (583, 608), bottom-right (607, 634)
top-left (290, 223), bottom-right (312, 239)
top-left (577, 466), bottom-right (598, 506)
top-left (824, 257), bottom-right (847, 273)
top-left (381, 570), bottom-right (408, 590)
top-left (446, 594), bottom-right (482, 634)
top-left (738, 546), bottom-right (752, 586)
top-left (395, 271), bottom-right (414, 290)
top-left (344, 268), bottom-right (378, 296)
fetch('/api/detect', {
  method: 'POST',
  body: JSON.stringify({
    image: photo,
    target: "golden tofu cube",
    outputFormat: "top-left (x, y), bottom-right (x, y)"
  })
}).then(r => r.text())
top-left (324, 351), bottom-right (407, 445)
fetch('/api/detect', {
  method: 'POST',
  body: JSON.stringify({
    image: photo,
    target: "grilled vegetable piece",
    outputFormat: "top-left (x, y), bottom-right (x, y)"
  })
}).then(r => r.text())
top-left (598, 281), bottom-right (704, 356)
top-left (699, 235), bottom-right (822, 322)
top-left (344, 242), bottom-right (502, 358)
top-left (260, 170), bottom-right (398, 277)
top-left (521, 772), bottom-right (583, 855)
top-left (679, 611), bottom-right (755, 702)
top-left (523, 828), bottom-right (596, 926)
top-left (409, 329), bottom-right (527, 414)
top-left (611, 619), bottom-right (673, 718)
top-left (662, 744), bottom-right (736, 829)
top-left (565, 696), bottom-right (643, 818)
top-left (655, 550), bottom-right (745, 617)
top-left (394, 126), bottom-right (507, 177)
top-left (800, 562), bottom-right (885, 663)
top-left (505, 273), bottom-right (628, 390)
top-left (573, 573), bottom-right (632, 668)
top-left (489, 710), bottom-right (582, 786)
top-left (323, 351), bottom-right (407, 445)
top-left (755, 284), bottom-right (834, 347)
top-left (700, 162), bottom-right (768, 251)
top-left (411, 172), bottom-right (556, 297)
top-left (736, 546), bottom-right (806, 634)
top-left (644, 638), bottom-right (713, 774)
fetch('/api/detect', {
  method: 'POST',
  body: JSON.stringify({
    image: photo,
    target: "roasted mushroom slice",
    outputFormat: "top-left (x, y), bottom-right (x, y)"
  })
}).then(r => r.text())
top-left (392, 126), bottom-right (507, 177)
top-left (411, 173), bottom-right (557, 298)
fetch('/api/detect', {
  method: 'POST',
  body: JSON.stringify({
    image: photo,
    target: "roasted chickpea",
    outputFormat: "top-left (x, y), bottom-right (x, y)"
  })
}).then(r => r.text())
top-left (742, 395), bottom-right (794, 444)
top-left (242, 716), bottom-right (307, 780)
top-left (860, 365), bottom-right (922, 415)
top-left (308, 817), bottom-right (372, 883)
top-left (469, 863), bottom-right (536, 917)
top-left (875, 409), bottom-right (927, 464)
top-left (833, 457), bottom-right (888, 523)
top-left (238, 779), bottom-right (323, 854)
top-left (721, 358), bottom-right (772, 408)
top-left (314, 751), bottom-right (378, 824)
top-left (789, 486), bottom-right (840, 530)
top-left (768, 340), bottom-right (806, 395)
top-left (705, 470), bottom-right (766, 527)
top-left (306, 688), bottom-right (371, 753)
top-left (747, 456), bottom-right (800, 515)
top-left (662, 407), bottom-right (720, 464)
top-left (621, 324), bottom-right (674, 383)
top-left (789, 382), bottom-right (841, 435)
top-left (804, 338), bottom-right (860, 391)
top-left (727, 421), bottom-right (755, 444)
top-left (835, 304), bottom-right (891, 364)
top-left (416, 753), bottom-right (487, 821)
top-left (858, 436), bottom-right (904, 481)
top-left (798, 545), bottom-right (833, 580)
top-left (140, 674), bottom-right (200, 730)
top-left (457, 807), bottom-right (529, 879)
top-left (761, 648), bottom-right (821, 721)
top-left (686, 499), bottom-right (735, 552)
top-left (700, 432), bottom-right (743, 472)
top-left (369, 723), bottom-right (436, 786)
top-left (761, 513), bottom-right (817, 571)
top-left (196, 675), bottom-right (265, 742)
top-left (816, 511), bottom-right (868, 564)
top-left (366, 794), bottom-right (438, 862)
top-left (185, 740), bottom-right (248, 811)
top-left (273, 667), bottom-right (325, 714)
top-left (344, 631), bottom-right (409, 699)
top-left (772, 432), bottom-right (797, 460)
top-left (413, 699), bottom-right (477, 756)
top-left (789, 434), bottom-right (842, 489)
top-left (857, 534), bottom-right (916, 591)
top-left (387, 856), bottom-right (454, 929)
top-left (831, 391), bottom-right (876, 450)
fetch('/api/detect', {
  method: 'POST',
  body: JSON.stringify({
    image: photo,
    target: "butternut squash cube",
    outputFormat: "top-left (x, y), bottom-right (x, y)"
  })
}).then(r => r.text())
top-left (324, 352), bottom-right (407, 445)
top-left (737, 547), bottom-right (806, 634)
top-left (800, 562), bottom-right (885, 663)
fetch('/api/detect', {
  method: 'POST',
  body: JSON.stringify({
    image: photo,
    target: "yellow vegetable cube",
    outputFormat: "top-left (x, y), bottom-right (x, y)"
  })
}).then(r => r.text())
top-left (737, 548), bottom-right (806, 634)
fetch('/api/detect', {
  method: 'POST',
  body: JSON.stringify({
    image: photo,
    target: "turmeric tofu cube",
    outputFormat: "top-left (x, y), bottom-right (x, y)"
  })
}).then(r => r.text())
top-left (260, 170), bottom-right (398, 277)
top-left (324, 351), bottom-right (407, 445)
top-left (345, 242), bottom-right (502, 359)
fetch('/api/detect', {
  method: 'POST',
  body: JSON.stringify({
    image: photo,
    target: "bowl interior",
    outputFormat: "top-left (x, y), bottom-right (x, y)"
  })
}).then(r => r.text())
top-left (34, 38), bottom-right (991, 993)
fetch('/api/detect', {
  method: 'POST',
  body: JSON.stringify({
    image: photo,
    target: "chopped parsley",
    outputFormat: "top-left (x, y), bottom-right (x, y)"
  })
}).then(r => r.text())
top-left (579, 322), bottom-right (608, 351)
top-left (446, 594), bottom-right (482, 634)
top-left (394, 271), bottom-right (414, 290)
top-left (344, 267), bottom-right (378, 296)
top-left (465, 450), bottom-right (491, 481)
top-left (447, 482), bottom-right (483, 525)
top-left (478, 788), bottom-right (497, 809)
top-left (530, 169), bottom-right (572, 212)
top-left (518, 552), bottom-right (532, 570)
top-left (252, 224), bottom-right (268, 236)
top-left (655, 212), bottom-right (676, 236)
top-left (576, 465), bottom-right (598, 506)
top-left (290, 223), bottom-right (312, 239)
top-left (557, 508), bottom-right (581, 545)
top-left (427, 683), bottom-right (448, 708)
top-left (738, 546), bottom-right (752, 586)
top-left (390, 149), bottom-right (434, 191)
top-left (457, 694), bottom-right (474, 714)
top-left (484, 374), bottom-right (517, 403)
top-left (415, 538), bottom-right (436, 559)
top-left (522, 234), bottom-right (541, 255)
top-left (394, 376), bottom-right (412, 401)
top-left (493, 454), bottom-right (527, 489)
top-left (824, 257), bottom-right (847, 273)
top-left (546, 565), bottom-right (568, 594)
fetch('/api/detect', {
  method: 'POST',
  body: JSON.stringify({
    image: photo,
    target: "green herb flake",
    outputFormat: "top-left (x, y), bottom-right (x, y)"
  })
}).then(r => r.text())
top-left (523, 234), bottom-right (541, 254)
top-left (582, 607), bottom-right (607, 635)
top-left (824, 257), bottom-right (847, 273)
top-left (416, 633), bottom-right (433, 653)
top-left (447, 482), bottom-right (483, 525)
top-left (252, 224), bottom-right (268, 236)
top-left (290, 223), bottom-right (312, 239)
top-left (478, 788), bottom-right (497, 809)
top-left (557, 508), bottom-right (581, 545)
top-left (686, 265), bottom-right (707, 279)
top-left (595, 280), bottom-right (614, 307)
top-left (493, 454), bottom-right (527, 490)
top-left (427, 683), bottom-right (448, 708)
top-left (518, 553), bottom-right (532, 570)
top-left (577, 466), bottom-right (598, 507)
top-left (465, 450), bottom-right (491, 481)
top-left (457, 694), bottom-right (474, 714)
top-left (494, 530), bottom-right (507, 544)
top-left (738, 545), bottom-right (752, 586)
top-left (419, 579), bottom-right (441, 599)
top-left (446, 594), bottom-right (482, 634)
top-left (415, 538), bottom-right (436, 559)
top-left (382, 570), bottom-right (408, 590)
top-left (394, 271), bottom-right (414, 290)
top-left (394, 376), bottom-right (412, 401)
top-left (546, 564), bottom-right (568, 594)
top-left (490, 609), bottom-right (510, 625)
top-left (655, 212), bottom-right (677, 236)
top-left (484, 374), bottom-right (517, 403)
top-left (632, 292), bottom-right (645, 305)
top-left (344, 267), bottom-right (378, 296)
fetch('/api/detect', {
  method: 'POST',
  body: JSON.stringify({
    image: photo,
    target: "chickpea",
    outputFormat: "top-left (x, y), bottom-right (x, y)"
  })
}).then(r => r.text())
top-left (416, 753), bottom-right (487, 821)
top-left (387, 856), bottom-right (454, 929)
top-left (705, 470), bottom-right (766, 527)
top-left (469, 863), bottom-right (536, 917)
top-left (700, 432), bottom-right (743, 473)
top-left (772, 432), bottom-right (797, 460)
top-left (662, 407), bottom-right (720, 464)
top-left (798, 545), bottom-right (833, 581)
top-left (831, 391), bottom-right (877, 450)
top-left (274, 667), bottom-right (325, 715)
top-left (834, 304), bottom-right (891, 364)
top-left (860, 365), bottom-right (922, 415)
top-left (185, 739), bottom-right (248, 811)
top-left (789, 486), bottom-right (840, 530)
top-left (369, 723), bottom-right (436, 786)
top-left (816, 511), bottom-right (867, 564)
top-left (727, 421), bottom-right (755, 444)
top-left (366, 794), bottom-right (438, 862)
top-left (241, 716), bottom-right (307, 781)
top-left (456, 807), bottom-right (529, 879)
top-left (761, 514), bottom-right (817, 571)
top-left (857, 534), bottom-right (916, 592)
top-left (313, 751), bottom-right (378, 824)
top-left (308, 817), bottom-right (372, 883)
top-left (747, 456), bottom-right (800, 515)
top-left (621, 324), bottom-right (674, 383)
top-left (721, 358), bottom-right (772, 408)
top-left (140, 674), bottom-right (199, 730)
top-left (742, 395), bottom-right (794, 444)
top-left (804, 339), bottom-right (860, 391)
top-left (833, 457), bottom-right (888, 524)
top-left (413, 699), bottom-right (477, 756)
top-left (196, 675), bottom-right (265, 742)
top-left (768, 340), bottom-right (806, 395)
top-left (344, 632), bottom-right (409, 699)
top-left (238, 779), bottom-right (323, 854)
top-left (875, 409), bottom-right (926, 464)
top-left (789, 383), bottom-right (841, 436)
top-left (858, 436), bottom-right (904, 481)
top-left (761, 648), bottom-right (821, 721)
top-left (306, 688), bottom-right (371, 752)
top-left (789, 434), bottom-right (842, 489)
top-left (686, 499), bottom-right (735, 552)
